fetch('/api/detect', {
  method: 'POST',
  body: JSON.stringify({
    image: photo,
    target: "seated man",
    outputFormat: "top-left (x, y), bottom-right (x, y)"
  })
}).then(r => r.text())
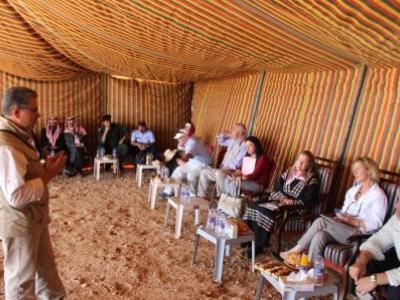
top-left (164, 130), bottom-right (212, 196)
top-left (349, 190), bottom-right (400, 300)
top-left (39, 117), bottom-right (65, 158)
top-left (64, 116), bottom-right (87, 176)
top-left (197, 123), bottom-right (247, 198)
top-left (130, 121), bottom-right (156, 164)
top-left (97, 114), bottom-right (129, 165)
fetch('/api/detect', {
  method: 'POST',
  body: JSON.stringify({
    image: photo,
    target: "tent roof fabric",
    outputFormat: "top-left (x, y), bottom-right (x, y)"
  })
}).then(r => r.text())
top-left (0, 0), bottom-right (399, 81)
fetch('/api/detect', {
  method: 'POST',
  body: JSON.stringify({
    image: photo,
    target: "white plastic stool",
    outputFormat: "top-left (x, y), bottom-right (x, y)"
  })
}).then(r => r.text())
top-left (148, 178), bottom-right (180, 210)
top-left (93, 157), bottom-right (119, 180)
top-left (136, 164), bottom-right (160, 187)
top-left (165, 197), bottom-right (209, 239)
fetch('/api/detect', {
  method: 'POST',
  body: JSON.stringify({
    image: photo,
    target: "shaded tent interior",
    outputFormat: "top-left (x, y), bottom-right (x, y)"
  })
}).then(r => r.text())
top-left (0, 0), bottom-right (398, 207)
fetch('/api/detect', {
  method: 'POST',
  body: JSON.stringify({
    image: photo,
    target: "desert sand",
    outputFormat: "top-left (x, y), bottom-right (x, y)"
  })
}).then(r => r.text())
top-left (0, 171), bottom-right (340, 299)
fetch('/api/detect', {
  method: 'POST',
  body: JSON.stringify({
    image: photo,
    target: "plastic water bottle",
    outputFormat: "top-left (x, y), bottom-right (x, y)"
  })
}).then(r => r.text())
top-left (206, 208), bottom-right (216, 231)
top-left (215, 211), bottom-right (226, 236)
top-left (146, 153), bottom-right (153, 165)
top-left (161, 166), bottom-right (170, 179)
top-left (313, 254), bottom-right (325, 284)
top-left (99, 147), bottom-right (105, 159)
top-left (112, 148), bottom-right (117, 158)
top-left (214, 211), bottom-right (222, 235)
top-left (180, 184), bottom-right (190, 203)
top-left (219, 213), bottom-right (226, 236)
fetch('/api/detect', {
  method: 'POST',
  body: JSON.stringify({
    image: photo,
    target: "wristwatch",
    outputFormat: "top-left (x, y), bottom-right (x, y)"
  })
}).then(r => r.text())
top-left (370, 274), bottom-right (378, 287)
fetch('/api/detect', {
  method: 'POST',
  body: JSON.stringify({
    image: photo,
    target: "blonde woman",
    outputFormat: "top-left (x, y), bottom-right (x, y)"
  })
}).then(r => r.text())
top-left (243, 151), bottom-right (320, 257)
top-left (281, 157), bottom-right (388, 262)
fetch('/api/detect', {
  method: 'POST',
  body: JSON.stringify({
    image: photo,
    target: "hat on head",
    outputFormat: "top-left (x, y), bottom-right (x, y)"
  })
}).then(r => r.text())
top-left (164, 149), bottom-right (178, 162)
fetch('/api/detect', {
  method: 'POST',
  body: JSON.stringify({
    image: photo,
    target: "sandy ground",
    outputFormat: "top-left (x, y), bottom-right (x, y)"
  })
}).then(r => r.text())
top-left (0, 171), bottom-right (344, 299)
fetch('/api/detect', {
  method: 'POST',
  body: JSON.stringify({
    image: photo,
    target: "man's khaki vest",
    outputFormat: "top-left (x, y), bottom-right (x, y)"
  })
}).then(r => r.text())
top-left (0, 115), bottom-right (49, 238)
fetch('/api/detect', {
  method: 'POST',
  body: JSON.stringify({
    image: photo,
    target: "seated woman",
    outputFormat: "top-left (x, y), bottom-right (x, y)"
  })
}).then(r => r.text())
top-left (40, 117), bottom-right (65, 158)
top-left (242, 150), bottom-right (320, 257)
top-left (64, 116), bottom-right (87, 176)
top-left (221, 136), bottom-right (273, 197)
top-left (281, 157), bottom-right (388, 262)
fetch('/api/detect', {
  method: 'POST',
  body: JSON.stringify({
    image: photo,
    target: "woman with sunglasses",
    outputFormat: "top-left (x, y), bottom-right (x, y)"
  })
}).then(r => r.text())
top-left (64, 116), bottom-right (87, 176)
top-left (281, 157), bottom-right (388, 262)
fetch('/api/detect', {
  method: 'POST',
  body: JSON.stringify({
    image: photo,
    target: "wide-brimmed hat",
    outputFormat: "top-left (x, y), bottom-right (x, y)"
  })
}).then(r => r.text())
top-left (164, 149), bottom-right (178, 162)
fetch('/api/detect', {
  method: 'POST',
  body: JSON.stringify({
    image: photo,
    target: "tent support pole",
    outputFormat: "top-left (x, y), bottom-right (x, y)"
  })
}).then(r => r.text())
top-left (247, 70), bottom-right (266, 135)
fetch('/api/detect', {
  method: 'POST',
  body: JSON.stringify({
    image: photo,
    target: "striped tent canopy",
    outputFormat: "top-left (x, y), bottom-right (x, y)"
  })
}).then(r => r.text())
top-left (0, 0), bottom-right (399, 81)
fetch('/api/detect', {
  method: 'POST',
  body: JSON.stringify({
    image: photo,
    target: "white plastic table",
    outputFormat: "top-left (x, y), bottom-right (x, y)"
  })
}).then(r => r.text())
top-left (148, 178), bottom-right (180, 210)
top-left (164, 197), bottom-right (210, 239)
top-left (136, 164), bottom-right (160, 187)
top-left (93, 157), bottom-right (119, 180)
top-left (254, 270), bottom-right (338, 300)
top-left (192, 226), bottom-right (255, 283)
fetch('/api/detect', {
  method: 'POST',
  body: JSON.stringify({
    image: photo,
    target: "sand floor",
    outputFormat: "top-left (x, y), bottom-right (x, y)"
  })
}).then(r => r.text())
top-left (0, 171), bottom-right (344, 299)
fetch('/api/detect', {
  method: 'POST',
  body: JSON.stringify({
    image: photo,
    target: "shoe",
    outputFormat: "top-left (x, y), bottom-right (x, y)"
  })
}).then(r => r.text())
top-left (65, 169), bottom-right (75, 177)
top-left (158, 192), bottom-right (173, 199)
top-left (246, 246), bottom-right (262, 259)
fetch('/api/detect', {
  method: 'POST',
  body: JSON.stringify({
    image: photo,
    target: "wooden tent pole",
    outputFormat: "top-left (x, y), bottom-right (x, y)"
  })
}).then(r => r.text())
top-left (247, 70), bottom-right (266, 135)
top-left (102, 73), bottom-right (108, 114)
top-left (330, 64), bottom-right (368, 210)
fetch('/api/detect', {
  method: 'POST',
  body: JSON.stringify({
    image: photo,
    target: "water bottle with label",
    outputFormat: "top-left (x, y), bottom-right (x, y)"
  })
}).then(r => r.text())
top-left (206, 208), bottom-right (216, 231)
top-left (180, 184), bottom-right (190, 203)
top-left (100, 147), bottom-right (105, 159)
top-left (112, 148), bottom-right (117, 158)
top-left (219, 213), bottom-right (226, 236)
top-left (161, 166), bottom-right (170, 179)
top-left (215, 210), bottom-right (226, 236)
top-left (313, 254), bottom-right (325, 284)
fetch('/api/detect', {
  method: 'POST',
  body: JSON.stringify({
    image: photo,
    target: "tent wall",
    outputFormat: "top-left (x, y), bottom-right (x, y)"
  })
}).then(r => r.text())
top-left (253, 68), bottom-right (363, 185)
top-left (192, 72), bottom-right (261, 146)
top-left (0, 72), bottom-right (103, 154)
top-left (337, 67), bottom-right (400, 200)
top-left (192, 66), bottom-right (399, 207)
top-left (105, 76), bottom-right (192, 150)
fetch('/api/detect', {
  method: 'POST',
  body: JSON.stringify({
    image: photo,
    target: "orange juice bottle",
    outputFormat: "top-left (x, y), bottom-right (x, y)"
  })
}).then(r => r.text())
top-left (299, 253), bottom-right (310, 271)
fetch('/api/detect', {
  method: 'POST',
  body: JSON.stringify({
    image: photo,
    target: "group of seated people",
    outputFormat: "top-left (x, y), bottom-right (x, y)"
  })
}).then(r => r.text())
top-left (42, 114), bottom-right (399, 298)
top-left (96, 114), bottom-right (156, 166)
top-left (161, 122), bottom-right (274, 199)
top-left (39, 116), bottom-right (87, 176)
top-left (40, 113), bottom-right (158, 175)
top-left (160, 122), bottom-right (399, 299)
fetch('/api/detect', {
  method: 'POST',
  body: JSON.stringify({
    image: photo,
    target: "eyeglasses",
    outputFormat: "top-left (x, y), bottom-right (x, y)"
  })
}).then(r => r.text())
top-left (18, 105), bottom-right (39, 113)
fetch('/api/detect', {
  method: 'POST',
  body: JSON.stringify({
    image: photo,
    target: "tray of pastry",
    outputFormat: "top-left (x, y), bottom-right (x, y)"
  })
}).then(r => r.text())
top-left (254, 258), bottom-right (280, 273)
top-left (227, 218), bottom-right (252, 235)
top-left (284, 252), bottom-right (301, 269)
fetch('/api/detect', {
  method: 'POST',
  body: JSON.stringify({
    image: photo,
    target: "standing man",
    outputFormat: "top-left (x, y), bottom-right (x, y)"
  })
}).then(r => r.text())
top-left (197, 123), bottom-right (247, 198)
top-left (130, 121), bottom-right (156, 164)
top-left (0, 87), bottom-right (67, 299)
